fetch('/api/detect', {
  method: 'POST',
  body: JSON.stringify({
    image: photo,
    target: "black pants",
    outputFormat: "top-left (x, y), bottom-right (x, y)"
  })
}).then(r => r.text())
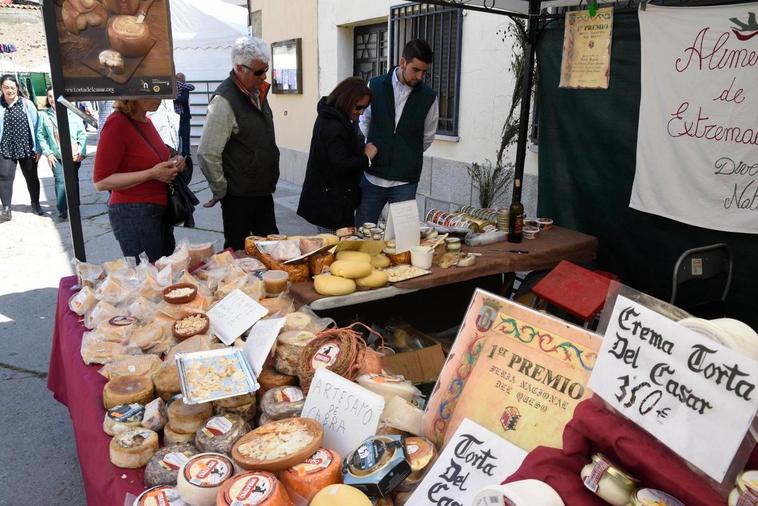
top-left (179, 114), bottom-right (191, 157)
top-left (0, 156), bottom-right (39, 207)
top-left (221, 194), bottom-right (278, 250)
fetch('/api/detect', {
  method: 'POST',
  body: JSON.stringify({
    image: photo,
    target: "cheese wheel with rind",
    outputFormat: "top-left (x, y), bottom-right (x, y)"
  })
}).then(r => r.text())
top-left (168, 399), bottom-right (213, 434)
top-left (216, 471), bottom-right (293, 506)
top-left (355, 269), bottom-right (389, 289)
top-left (103, 375), bottom-right (154, 409)
top-left (370, 254), bottom-right (391, 269)
top-left (335, 251), bottom-right (371, 263)
top-left (313, 275), bottom-right (355, 296)
top-left (165, 423), bottom-right (197, 445)
top-left (103, 402), bottom-right (144, 436)
top-left (260, 386), bottom-right (305, 421)
top-left (381, 396), bottom-right (423, 435)
top-left (329, 260), bottom-right (372, 279)
top-left (176, 453), bottom-right (234, 506)
top-left (310, 485), bottom-right (372, 506)
top-left (144, 443), bottom-right (199, 487)
top-left (283, 312), bottom-right (312, 331)
top-left (194, 415), bottom-right (249, 455)
top-left (280, 447), bottom-right (341, 505)
top-left (109, 428), bottom-right (159, 468)
top-left (142, 397), bottom-right (168, 432)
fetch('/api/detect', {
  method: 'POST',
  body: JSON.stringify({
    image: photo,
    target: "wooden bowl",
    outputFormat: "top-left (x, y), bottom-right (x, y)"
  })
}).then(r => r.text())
top-left (231, 417), bottom-right (323, 472)
top-left (172, 312), bottom-right (210, 340)
top-left (163, 283), bottom-right (198, 305)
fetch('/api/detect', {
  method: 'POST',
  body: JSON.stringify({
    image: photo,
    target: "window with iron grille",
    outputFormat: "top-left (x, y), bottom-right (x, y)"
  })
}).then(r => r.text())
top-left (390, 3), bottom-right (462, 136)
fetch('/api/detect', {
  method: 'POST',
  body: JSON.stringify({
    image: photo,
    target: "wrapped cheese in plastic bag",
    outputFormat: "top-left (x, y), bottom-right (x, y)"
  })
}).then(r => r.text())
top-left (72, 258), bottom-right (104, 288)
top-left (241, 275), bottom-right (264, 301)
top-left (102, 256), bottom-right (135, 275)
top-left (100, 315), bottom-right (140, 340)
top-left (271, 239), bottom-right (302, 262)
top-left (260, 293), bottom-right (295, 318)
top-left (137, 274), bottom-right (165, 302)
top-left (127, 296), bottom-right (157, 323)
top-left (129, 322), bottom-right (165, 351)
top-left (155, 242), bottom-right (190, 277)
top-left (84, 301), bottom-right (120, 329)
top-left (236, 257), bottom-right (265, 273)
top-left (95, 275), bottom-right (132, 305)
top-left (100, 353), bottom-right (163, 380)
top-left (81, 331), bottom-right (128, 365)
top-left (208, 250), bottom-right (235, 268)
top-left (69, 285), bottom-right (98, 316)
top-left (189, 242), bottom-right (215, 270)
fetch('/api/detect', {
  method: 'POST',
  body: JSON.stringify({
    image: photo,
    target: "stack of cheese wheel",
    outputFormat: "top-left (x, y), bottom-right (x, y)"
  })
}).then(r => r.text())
top-left (216, 471), bottom-right (293, 506)
top-left (280, 447), bottom-right (341, 505)
top-left (153, 363), bottom-right (182, 401)
top-left (314, 251), bottom-right (389, 296)
top-left (165, 398), bottom-right (212, 445)
top-left (177, 453), bottom-right (234, 506)
top-left (103, 403), bottom-right (145, 436)
top-left (103, 375), bottom-right (154, 409)
top-left (257, 367), bottom-right (297, 403)
top-left (109, 428), bottom-right (159, 468)
top-left (212, 392), bottom-right (256, 424)
top-left (274, 330), bottom-right (317, 376)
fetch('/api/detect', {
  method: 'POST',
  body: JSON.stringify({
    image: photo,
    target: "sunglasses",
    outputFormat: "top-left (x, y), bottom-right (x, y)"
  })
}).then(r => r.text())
top-left (241, 64), bottom-right (268, 76)
top-left (354, 104), bottom-right (369, 111)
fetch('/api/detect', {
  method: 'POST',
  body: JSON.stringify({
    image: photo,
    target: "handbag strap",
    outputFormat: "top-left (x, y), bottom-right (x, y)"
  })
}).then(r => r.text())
top-left (121, 111), bottom-right (166, 164)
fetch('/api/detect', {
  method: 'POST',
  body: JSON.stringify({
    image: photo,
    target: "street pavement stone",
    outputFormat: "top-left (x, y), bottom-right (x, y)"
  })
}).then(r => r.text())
top-left (0, 130), bottom-right (314, 504)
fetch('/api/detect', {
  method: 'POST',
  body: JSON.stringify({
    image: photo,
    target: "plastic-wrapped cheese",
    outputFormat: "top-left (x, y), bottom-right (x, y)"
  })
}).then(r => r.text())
top-left (167, 399), bottom-right (213, 434)
top-left (280, 448), bottom-right (341, 505)
top-left (129, 322), bottom-right (164, 351)
top-left (274, 330), bottom-right (317, 376)
top-left (103, 375), bottom-right (154, 409)
top-left (310, 484), bottom-right (372, 506)
top-left (109, 428), bottom-right (159, 468)
top-left (194, 415), bottom-right (249, 455)
top-left (176, 453), bottom-right (234, 506)
top-left (68, 285), bottom-right (97, 316)
top-left (381, 396), bottom-right (424, 435)
top-left (142, 397), bottom-right (168, 431)
top-left (144, 443), bottom-right (199, 487)
top-left (356, 374), bottom-right (422, 405)
top-left (134, 485), bottom-right (188, 505)
top-left (283, 312), bottom-right (313, 332)
top-left (216, 471), bottom-right (293, 506)
top-left (260, 386), bottom-right (305, 421)
top-left (103, 403), bottom-right (145, 436)
top-left (101, 354), bottom-right (163, 380)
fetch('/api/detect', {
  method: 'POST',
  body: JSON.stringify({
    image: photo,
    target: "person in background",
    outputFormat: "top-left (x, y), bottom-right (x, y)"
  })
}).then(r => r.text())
top-left (174, 73), bottom-right (195, 158)
top-left (97, 100), bottom-right (113, 132)
top-left (37, 86), bottom-right (87, 221)
top-left (93, 99), bottom-right (185, 262)
top-left (356, 39), bottom-right (439, 226)
top-left (297, 77), bottom-right (377, 233)
top-left (77, 101), bottom-right (95, 131)
top-left (198, 35), bottom-right (280, 250)
top-left (147, 99), bottom-right (180, 152)
top-left (0, 74), bottom-right (43, 221)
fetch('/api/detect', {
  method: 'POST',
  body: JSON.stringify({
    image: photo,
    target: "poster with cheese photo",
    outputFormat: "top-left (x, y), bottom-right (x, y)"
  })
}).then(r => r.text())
top-left (42, 0), bottom-right (176, 100)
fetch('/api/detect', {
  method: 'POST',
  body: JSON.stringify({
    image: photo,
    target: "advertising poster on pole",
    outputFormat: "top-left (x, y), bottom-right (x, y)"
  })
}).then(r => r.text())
top-left (42, 0), bottom-right (176, 100)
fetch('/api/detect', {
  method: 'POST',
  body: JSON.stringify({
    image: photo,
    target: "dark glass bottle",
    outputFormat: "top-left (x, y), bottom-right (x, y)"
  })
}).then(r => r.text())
top-left (508, 179), bottom-right (524, 243)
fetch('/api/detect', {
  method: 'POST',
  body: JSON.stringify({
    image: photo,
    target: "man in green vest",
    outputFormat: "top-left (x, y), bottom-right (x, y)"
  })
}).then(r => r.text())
top-left (357, 39), bottom-right (439, 226)
top-left (198, 36), bottom-right (280, 250)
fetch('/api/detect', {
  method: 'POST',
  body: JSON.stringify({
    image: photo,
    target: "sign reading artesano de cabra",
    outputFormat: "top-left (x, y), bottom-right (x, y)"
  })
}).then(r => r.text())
top-left (630, 3), bottom-right (758, 232)
top-left (589, 295), bottom-right (758, 482)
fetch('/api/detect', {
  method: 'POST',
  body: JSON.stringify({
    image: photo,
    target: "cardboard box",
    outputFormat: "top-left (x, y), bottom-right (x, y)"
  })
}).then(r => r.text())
top-left (381, 344), bottom-right (446, 384)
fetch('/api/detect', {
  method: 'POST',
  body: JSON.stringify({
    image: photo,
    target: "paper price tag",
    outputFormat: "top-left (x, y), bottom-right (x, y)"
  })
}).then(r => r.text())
top-left (207, 289), bottom-right (267, 345)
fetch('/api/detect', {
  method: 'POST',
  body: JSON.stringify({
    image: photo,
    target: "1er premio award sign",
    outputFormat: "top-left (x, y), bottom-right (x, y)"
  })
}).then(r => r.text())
top-left (589, 296), bottom-right (758, 481)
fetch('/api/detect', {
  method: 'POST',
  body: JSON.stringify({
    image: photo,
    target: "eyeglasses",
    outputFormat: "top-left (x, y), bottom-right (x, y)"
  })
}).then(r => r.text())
top-left (241, 64), bottom-right (268, 76)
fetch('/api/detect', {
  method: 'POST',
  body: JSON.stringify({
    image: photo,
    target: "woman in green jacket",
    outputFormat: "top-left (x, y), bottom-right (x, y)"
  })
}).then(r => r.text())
top-left (37, 87), bottom-right (87, 220)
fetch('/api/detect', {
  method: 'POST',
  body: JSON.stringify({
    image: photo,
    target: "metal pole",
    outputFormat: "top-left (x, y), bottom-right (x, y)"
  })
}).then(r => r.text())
top-left (511, 0), bottom-right (541, 205)
top-left (41, 1), bottom-right (87, 261)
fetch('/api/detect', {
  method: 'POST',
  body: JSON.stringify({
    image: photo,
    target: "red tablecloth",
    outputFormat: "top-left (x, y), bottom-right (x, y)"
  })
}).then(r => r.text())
top-left (48, 275), bottom-right (144, 506)
top-left (505, 398), bottom-right (732, 506)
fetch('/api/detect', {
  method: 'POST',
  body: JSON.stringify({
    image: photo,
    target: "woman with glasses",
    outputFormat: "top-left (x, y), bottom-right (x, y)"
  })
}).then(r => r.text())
top-left (0, 74), bottom-right (43, 222)
top-left (297, 77), bottom-right (377, 232)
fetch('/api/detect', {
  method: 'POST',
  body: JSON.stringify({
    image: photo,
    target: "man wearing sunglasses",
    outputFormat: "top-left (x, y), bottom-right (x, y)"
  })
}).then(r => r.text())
top-left (198, 35), bottom-right (280, 250)
top-left (356, 39), bottom-right (439, 226)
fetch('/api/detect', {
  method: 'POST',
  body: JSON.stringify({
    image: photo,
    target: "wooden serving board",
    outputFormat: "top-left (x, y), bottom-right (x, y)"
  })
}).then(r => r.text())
top-left (81, 38), bottom-right (156, 85)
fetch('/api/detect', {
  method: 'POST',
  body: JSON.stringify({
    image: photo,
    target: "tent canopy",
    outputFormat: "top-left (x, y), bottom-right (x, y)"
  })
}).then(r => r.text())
top-left (423, 0), bottom-right (614, 15)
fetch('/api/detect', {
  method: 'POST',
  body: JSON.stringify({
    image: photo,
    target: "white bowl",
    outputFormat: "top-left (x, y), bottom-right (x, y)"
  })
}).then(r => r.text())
top-left (410, 246), bottom-right (433, 269)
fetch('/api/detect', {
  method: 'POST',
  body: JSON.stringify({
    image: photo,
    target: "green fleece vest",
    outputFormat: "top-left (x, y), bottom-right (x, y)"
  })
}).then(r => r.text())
top-left (366, 68), bottom-right (436, 183)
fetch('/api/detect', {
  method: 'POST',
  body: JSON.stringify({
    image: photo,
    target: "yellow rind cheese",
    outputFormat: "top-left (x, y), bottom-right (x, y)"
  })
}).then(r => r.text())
top-left (356, 269), bottom-right (389, 289)
top-left (329, 260), bottom-right (372, 279)
top-left (313, 275), bottom-right (356, 296)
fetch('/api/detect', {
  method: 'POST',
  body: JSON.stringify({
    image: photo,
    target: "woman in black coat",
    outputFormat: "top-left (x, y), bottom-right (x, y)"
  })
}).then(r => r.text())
top-left (297, 77), bottom-right (377, 232)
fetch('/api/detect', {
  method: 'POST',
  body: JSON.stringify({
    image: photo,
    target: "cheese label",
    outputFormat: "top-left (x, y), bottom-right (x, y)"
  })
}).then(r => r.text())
top-left (160, 451), bottom-right (191, 471)
top-left (109, 315), bottom-right (137, 326)
top-left (107, 403), bottom-right (144, 423)
top-left (406, 444), bottom-right (420, 455)
top-left (289, 448), bottom-right (333, 475)
top-left (202, 416), bottom-right (234, 438)
top-left (635, 488), bottom-right (685, 506)
top-left (226, 473), bottom-right (274, 504)
top-left (136, 485), bottom-right (187, 506)
top-left (185, 455), bottom-right (233, 487)
top-left (311, 342), bottom-right (340, 369)
top-left (274, 387), bottom-right (303, 404)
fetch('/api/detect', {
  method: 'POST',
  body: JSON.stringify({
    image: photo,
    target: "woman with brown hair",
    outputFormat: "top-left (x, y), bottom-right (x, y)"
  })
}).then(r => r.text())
top-left (297, 77), bottom-right (377, 232)
top-left (93, 99), bottom-right (185, 262)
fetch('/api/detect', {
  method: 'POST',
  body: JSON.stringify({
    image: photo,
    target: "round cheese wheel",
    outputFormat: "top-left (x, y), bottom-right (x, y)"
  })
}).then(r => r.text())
top-left (103, 403), bottom-right (144, 436)
top-left (168, 399), bottom-right (213, 434)
top-left (216, 471), bottom-right (293, 506)
top-left (283, 312), bottom-right (313, 332)
top-left (310, 485), bottom-right (372, 506)
top-left (280, 447), bottom-right (341, 505)
top-left (109, 428), bottom-right (159, 468)
top-left (335, 251), bottom-right (371, 263)
top-left (134, 485), bottom-right (187, 505)
top-left (103, 375), bottom-right (154, 409)
top-left (274, 330), bottom-right (317, 376)
top-left (153, 364), bottom-right (182, 401)
top-left (213, 393), bottom-right (255, 409)
top-left (257, 368), bottom-right (297, 398)
top-left (165, 423), bottom-right (196, 445)
top-left (195, 415), bottom-right (249, 455)
top-left (260, 386), bottom-right (304, 421)
top-left (213, 400), bottom-right (256, 424)
top-left (176, 453), bottom-right (234, 506)
top-left (313, 275), bottom-right (356, 296)
top-left (370, 254), bottom-right (391, 269)
top-left (144, 443), bottom-right (199, 488)
top-left (355, 269), bottom-right (389, 289)
top-left (328, 260), bottom-right (372, 279)
top-left (356, 374), bottom-right (421, 404)
top-left (317, 233), bottom-right (339, 246)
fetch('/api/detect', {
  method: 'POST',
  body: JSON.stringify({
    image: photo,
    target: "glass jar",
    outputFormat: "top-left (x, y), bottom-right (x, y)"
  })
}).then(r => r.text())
top-left (629, 488), bottom-right (684, 506)
top-left (445, 237), bottom-right (462, 252)
top-left (729, 470), bottom-right (758, 506)
top-left (579, 453), bottom-right (637, 506)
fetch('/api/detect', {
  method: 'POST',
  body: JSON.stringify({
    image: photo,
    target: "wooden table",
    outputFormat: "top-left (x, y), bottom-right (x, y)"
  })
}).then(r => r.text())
top-left (290, 226), bottom-right (598, 310)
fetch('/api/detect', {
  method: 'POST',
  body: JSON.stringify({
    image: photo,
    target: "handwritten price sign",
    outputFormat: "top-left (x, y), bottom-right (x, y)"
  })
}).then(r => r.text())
top-left (589, 295), bottom-right (758, 481)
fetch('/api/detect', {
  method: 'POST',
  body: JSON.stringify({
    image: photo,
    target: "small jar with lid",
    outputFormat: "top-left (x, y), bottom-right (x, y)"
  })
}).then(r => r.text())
top-left (630, 488), bottom-right (684, 506)
top-left (579, 453), bottom-right (638, 506)
top-left (445, 237), bottom-right (462, 252)
top-left (729, 470), bottom-right (758, 506)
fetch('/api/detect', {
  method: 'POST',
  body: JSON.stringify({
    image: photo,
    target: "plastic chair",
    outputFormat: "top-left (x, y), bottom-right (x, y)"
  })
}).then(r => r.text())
top-left (670, 243), bottom-right (732, 318)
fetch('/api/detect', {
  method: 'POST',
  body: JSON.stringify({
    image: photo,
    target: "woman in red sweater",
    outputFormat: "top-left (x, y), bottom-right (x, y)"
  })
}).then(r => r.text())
top-left (94, 99), bottom-right (184, 262)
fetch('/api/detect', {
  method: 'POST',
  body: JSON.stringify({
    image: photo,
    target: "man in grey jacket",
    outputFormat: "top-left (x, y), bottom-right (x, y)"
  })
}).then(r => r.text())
top-left (198, 36), bottom-right (280, 250)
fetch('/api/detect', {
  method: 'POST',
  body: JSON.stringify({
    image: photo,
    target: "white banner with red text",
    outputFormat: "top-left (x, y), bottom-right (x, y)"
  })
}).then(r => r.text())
top-left (630, 3), bottom-right (758, 232)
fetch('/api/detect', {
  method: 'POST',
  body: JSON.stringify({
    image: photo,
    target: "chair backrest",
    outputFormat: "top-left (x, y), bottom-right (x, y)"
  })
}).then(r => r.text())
top-left (670, 243), bottom-right (732, 312)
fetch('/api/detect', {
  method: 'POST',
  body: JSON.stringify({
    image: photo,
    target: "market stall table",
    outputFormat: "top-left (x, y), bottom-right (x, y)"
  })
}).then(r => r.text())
top-left (48, 276), bottom-right (145, 506)
top-left (290, 226), bottom-right (598, 310)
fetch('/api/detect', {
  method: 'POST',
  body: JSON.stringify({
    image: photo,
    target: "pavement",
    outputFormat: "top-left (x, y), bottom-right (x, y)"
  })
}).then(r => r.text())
top-left (0, 130), bottom-right (316, 505)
